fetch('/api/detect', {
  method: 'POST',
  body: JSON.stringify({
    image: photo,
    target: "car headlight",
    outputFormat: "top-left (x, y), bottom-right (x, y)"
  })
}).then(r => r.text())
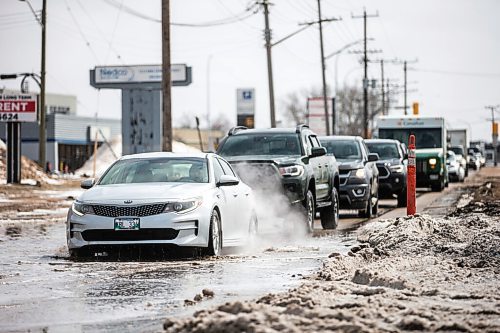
top-left (72, 201), bottom-right (95, 216)
top-left (428, 158), bottom-right (437, 166)
top-left (279, 165), bottom-right (304, 177)
top-left (164, 197), bottom-right (203, 214)
top-left (390, 165), bottom-right (405, 173)
top-left (354, 168), bottom-right (365, 178)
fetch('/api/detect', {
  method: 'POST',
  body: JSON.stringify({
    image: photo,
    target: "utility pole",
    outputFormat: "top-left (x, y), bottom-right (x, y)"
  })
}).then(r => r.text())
top-left (300, 3), bottom-right (340, 135)
top-left (380, 60), bottom-right (385, 115)
top-left (161, 0), bottom-right (172, 151)
top-left (39, 0), bottom-right (47, 168)
top-left (385, 78), bottom-right (390, 115)
top-left (403, 61), bottom-right (407, 115)
top-left (485, 105), bottom-right (499, 166)
top-left (352, 9), bottom-right (378, 138)
top-left (257, 0), bottom-right (276, 128)
top-left (317, 0), bottom-right (330, 136)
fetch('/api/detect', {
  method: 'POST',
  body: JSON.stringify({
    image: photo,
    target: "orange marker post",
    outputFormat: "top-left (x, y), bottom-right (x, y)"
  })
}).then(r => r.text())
top-left (407, 134), bottom-right (417, 215)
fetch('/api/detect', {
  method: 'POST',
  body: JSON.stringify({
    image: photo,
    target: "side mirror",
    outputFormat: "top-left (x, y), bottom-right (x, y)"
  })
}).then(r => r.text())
top-left (367, 153), bottom-right (379, 162)
top-left (403, 153), bottom-right (408, 160)
top-left (81, 178), bottom-right (96, 189)
top-left (217, 175), bottom-right (239, 187)
top-left (310, 147), bottom-right (327, 158)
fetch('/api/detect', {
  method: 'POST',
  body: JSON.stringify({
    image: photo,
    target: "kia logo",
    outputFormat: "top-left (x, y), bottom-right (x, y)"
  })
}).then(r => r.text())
top-left (124, 200), bottom-right (133, 204)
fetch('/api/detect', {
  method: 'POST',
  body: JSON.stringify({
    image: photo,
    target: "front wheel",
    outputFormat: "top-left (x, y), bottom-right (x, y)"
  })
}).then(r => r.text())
top-left (320, 187), bottom-right (339, 229)
top-left (397, 188), bottom-right (407, 208)
top-left (302, 190), bottom-right (315, 234)
top-left (204, 210), bottom-right (222, 256)
top-left (359, 190), bottom-right (372, 218)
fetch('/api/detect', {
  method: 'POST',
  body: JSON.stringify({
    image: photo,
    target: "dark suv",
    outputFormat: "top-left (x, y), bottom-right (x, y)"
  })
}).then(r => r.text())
top-left (217, 125), bottom-right (340, 231)
top-left (319, 136), bottom-right (379, 218)
top-left (365, 139), bottom-right (408, 207)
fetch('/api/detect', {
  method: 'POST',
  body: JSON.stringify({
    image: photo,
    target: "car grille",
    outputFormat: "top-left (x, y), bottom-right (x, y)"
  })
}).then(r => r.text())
top-left (92, 204), bottom-right (166, 217)
top-left (377, 165), bottom-right (390, 179)
top-left (81, 228), bottom-right (179, 241)
top-left (416, 159), bottom-right (427, 174)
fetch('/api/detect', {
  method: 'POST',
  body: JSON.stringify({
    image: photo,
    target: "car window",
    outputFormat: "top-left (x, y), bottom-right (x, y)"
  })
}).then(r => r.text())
top-left (320, 139), bottom-right (362, 160)
top-left (218, 133), bottom-right (301, 156)
top-left (212, 158), bottom-right (225, 183)
top-left (309, 135), bottom-right (320, 148)
top-left (366, 142), bottom-right (400, 159)
top-left (217, 158), bottom-right (237, 177)
top-left (99, 157), bottom-right (209, 184)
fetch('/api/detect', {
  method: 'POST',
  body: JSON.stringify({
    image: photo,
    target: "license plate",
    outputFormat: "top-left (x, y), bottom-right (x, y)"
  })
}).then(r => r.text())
top-left (114, 218), bottom-right (140, 230)
top-left (429, 174), bottom-right (439, 180)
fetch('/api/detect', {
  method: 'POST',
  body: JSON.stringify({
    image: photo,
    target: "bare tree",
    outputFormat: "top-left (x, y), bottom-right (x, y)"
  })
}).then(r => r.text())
top-left (281, 84), bottom-right (384, 136)
top-left (211, 113), bottom-right (233, 133)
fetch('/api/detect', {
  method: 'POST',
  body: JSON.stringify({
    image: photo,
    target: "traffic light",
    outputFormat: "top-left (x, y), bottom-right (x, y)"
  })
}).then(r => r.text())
top-left (412, 102), bottom-right (419, 115)
top-left (493, 122), bottom-right (498, 136)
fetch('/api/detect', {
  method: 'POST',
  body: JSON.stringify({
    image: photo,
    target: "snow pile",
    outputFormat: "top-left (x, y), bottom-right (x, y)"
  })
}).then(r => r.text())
top-left (162, 187), bottom-right (500, 332)
top-left (76, 135), bottom-right (201, 177)
top-left (0, 139), bottom-right (61, 185)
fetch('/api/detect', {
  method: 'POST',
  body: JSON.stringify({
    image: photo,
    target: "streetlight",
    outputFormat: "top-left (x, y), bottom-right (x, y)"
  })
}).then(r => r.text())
top-left (325, 38), bottom-right (373, 96)
top-left (19, 0), bottom-right (46, 168)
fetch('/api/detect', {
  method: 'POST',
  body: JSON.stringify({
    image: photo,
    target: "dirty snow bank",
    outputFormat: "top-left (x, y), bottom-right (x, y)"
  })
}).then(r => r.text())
top-left (163, 192), bottom-right (500, 332)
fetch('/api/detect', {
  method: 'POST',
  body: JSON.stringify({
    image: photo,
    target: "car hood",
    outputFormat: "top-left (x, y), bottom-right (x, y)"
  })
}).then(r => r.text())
top-left (376, 158), bottom-right (402, 166)
top-left (223, 155), bottom-right (299, 166)
top-left (78, 182), bottom-right (212, 204)
top-left (337, 160), bottom-right (364, 170)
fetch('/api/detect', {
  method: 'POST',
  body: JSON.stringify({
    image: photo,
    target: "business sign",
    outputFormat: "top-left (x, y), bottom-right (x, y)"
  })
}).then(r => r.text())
top-left (236, 88), bottom-right (255, 115)
top-left (0, 93), bottom-right (37, 122)
top-left (94, 64), bottom-right (187, 84)
top-left (306, 97), bottom-right (334, 136)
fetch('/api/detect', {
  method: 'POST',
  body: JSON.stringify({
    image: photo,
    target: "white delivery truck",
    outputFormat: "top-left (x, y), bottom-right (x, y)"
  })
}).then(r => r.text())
top-left (375, 116), bottom-right (448, 191)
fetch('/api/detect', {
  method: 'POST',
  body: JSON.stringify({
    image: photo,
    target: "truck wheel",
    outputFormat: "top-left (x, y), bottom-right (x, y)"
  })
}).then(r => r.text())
top-left (372, 193), bottom-right (379, 217)
top-left (69, 247), bottom-right (90, 259)
top-left (431, 178), bottom-right (444, 192)
top-left (397, 189), bottom-right (407, 208)
top-left (302, 190), bottom-right (315, 233)
top-left (359, 191), bottom-right (372, 218)
top-left (320, 187), bottom-right (339, 229)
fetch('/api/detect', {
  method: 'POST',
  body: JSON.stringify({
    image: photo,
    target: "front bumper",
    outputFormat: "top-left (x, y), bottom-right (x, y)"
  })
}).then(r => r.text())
top-left (339, 183), bottom-right (369, 210)
top-left (66, 206), bottom-right (211, 250)
top-left (378, 173), bottom-right (405, 198)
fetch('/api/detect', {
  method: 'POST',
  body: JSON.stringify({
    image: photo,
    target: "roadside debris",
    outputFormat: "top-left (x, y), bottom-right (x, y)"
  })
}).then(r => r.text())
top-left (163, 179), bottom-right (500, 333)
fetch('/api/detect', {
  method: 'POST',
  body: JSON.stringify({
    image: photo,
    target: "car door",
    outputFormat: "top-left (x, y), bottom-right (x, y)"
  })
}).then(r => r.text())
top-left (216, 157), bottom-right (248, 242)
top-left (211, 158), bottom-right (235, 242)
top-left (309, 134), bottom-right (329, 200)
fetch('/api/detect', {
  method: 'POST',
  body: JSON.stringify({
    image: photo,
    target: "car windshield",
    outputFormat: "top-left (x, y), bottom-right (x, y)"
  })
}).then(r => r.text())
top-left (450, 147), bottom-right (464, 156)
top-left (366, 142), bottom-right (400, 159)
top-left (320, 139), bottom-right (362, 160)
top-left (378, 128), bottom-right (442, 148)
top-left (218, 133), bottom-right (301, 157)
top-left (99, 157), bottom-right (209, 185)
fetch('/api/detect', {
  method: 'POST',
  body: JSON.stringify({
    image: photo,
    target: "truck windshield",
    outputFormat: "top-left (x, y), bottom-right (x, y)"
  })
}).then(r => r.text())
top-left (378, 129), bottom-right (442, 149)
top-left (450, 146), bottom-right (464, 156)
top-left (218, 133), bottom-right (302, 157)
top-left (366, 142), bottom-right (400, 159)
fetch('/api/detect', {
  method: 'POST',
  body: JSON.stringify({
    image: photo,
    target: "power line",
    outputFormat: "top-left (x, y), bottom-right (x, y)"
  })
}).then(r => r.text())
top-left (414, 68), bottom-right (500, 78)
top-left (103, 0), bottom-right (257, 27)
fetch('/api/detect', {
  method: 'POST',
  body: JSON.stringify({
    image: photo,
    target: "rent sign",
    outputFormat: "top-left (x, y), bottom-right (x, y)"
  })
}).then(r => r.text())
top-left (0, 94), bottom-right (37, 122)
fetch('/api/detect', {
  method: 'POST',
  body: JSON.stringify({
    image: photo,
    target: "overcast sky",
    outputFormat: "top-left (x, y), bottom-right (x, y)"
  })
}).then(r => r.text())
top-left (1, 0), bottom-right (499, 141)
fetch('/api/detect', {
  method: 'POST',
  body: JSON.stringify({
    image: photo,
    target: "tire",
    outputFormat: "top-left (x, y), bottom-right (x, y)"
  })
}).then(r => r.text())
top-left (320, 187), bottom-right (339, 229)
top-left (69, 247), bottom-right (90, 259)
top-left (359, 190), bottom-right (372, 218)
top-left (204, 210), bottom-right (222, 256)
top-left (397, 189), bottom-right (407, 208)
top-left (248, 213), bottom-right (258, 242)
top-left (372, 192), bottom-right (379, 217)
top-left (431, 178), bottom-right (445, 192)
top-left (465, 167), bottom-right (469, 177)
top-left (303, 190), bottom-right (315, 233)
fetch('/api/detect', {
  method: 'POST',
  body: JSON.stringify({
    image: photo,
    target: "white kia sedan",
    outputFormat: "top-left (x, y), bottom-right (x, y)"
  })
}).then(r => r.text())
top-left (67, 153), bottom-right (257, 257)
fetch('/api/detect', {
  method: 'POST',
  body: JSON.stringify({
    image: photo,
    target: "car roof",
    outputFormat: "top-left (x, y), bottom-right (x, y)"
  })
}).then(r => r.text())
top-left (318, 135), bottom-right (363, 141)
top-left (229, 128), bottom-right (298, 135)
top-left (365, 139), bottom-right (400, 144)
top-left (120, 152), bottom-right (211, 160)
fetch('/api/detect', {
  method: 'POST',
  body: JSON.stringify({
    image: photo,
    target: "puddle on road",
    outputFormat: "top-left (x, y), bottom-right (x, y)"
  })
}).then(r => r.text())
top-left (0, 223), bottom-right (357, 333)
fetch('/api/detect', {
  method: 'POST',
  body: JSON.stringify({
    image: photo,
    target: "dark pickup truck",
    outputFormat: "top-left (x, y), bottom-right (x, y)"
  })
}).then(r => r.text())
top-left (217, 125), bottom-right (340, 232)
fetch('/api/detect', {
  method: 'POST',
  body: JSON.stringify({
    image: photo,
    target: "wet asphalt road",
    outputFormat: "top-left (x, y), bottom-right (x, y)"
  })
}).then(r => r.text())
top-left (0, 177), bottom-right (474, 333)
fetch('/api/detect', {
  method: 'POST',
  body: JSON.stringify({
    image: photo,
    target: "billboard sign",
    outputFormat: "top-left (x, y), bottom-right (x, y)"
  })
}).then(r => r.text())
top-left (0, 93), bottom-right (37, 122)
top-left (94, 64), bottom-right (188, 84)
top-left (236, 88), bottom-right (255, 115)
top-left (306, 97), bottom-right (334, 136)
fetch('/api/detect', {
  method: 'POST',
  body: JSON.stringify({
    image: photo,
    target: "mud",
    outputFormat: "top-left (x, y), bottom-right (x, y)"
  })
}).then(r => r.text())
top-left (162, 173), bottom-right (500, 333)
